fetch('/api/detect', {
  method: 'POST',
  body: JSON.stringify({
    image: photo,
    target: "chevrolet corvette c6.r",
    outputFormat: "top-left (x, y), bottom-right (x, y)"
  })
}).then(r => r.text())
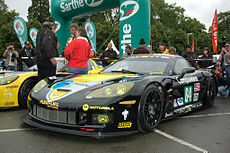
top-left (24, 55), bottom-right (217, 138)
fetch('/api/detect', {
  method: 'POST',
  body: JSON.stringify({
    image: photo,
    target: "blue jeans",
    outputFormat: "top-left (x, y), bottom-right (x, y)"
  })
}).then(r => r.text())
top-left (6, 66), bottom-right (17, 71)
top-left (67, 67), bottom-right (88, 74)
top-left (224, 66), bottom-right (230, 84)
top-left (22, 64), bottom-right (29, 71)
top-left (218, 86), bottom-right (230, 96)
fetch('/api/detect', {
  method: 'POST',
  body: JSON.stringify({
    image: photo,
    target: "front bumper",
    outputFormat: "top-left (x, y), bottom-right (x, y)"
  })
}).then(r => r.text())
top-left (22, 114), bottom-right (138, 139)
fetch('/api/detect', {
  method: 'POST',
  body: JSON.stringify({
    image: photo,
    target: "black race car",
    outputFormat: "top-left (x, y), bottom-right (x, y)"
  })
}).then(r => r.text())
top-left (23, 54), bottom-right (217, 138)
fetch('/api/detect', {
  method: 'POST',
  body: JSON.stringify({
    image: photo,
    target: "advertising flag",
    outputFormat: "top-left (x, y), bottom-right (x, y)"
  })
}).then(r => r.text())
top-left (211, 9), bottom-right (218, 53)
top-left (13, 17), bottom-right (28, 48)
top-left (29, 28), bottom-right (39, 47)
top-left (84, 21), bottom-right (97, 52)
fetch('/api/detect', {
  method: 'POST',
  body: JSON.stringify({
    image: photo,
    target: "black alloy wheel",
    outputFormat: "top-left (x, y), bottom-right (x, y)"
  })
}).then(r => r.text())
top-left (138, 85), bottom-right (163, 133)
top-left (18, 78), bottom-right (38, 108)
top-left (203, 77), bottom-right (217, 107)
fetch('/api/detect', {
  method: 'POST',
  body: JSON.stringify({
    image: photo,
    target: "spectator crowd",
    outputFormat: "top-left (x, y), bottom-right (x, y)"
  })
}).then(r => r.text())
top-left (0, 16), bottom-right (229, 98)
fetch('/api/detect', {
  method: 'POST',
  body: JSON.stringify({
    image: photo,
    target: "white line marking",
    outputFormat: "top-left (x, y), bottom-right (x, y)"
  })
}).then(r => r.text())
top-left (155, 129), bottom-right (208, 153)
top-left (0, 128), bottom-right (33, 133)
top-left (179, 112), bottom-right (230, 119)
top-left (0, 117), bottom-right (12, 120)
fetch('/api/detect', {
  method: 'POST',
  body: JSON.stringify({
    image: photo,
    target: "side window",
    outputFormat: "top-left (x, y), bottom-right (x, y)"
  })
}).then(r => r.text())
top-left (174, 59), bottom-right (190, 74)
top-left (88, 61), bottom-right (95, 70)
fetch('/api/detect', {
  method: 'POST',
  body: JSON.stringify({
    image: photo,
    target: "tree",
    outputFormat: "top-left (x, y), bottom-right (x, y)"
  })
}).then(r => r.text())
top-left (27, 0), bottom-right (50, 23)
top-left (0, 0), bottom-right (19, 56)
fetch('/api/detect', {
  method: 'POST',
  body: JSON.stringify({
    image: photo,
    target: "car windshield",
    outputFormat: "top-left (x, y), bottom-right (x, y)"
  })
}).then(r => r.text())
top-left (102, 56), bottom-right (169, 75)
top-left (28, 58), bottom-right (68, 72)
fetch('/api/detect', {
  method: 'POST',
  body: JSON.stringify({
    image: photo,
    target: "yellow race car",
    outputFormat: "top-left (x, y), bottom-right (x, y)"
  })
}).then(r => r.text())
top-left (0, 58), bottom-right (101, 108)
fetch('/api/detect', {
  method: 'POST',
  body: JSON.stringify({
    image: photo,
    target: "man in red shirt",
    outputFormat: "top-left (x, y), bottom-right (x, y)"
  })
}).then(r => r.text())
top-left (64, 27), bottom-right (91, 74)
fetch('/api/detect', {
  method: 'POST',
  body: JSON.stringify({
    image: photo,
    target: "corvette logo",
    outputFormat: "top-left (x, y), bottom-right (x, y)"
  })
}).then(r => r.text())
top-left (120, 1), bottom-right (139, 21)
top-left (14, 20), bottom-right (25, 35)
top-left (85, 0), bottom-right (103, 7)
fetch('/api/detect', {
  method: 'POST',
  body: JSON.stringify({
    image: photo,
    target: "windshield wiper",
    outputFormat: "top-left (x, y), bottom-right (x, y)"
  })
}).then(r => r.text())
top-left (111, 69), bottom-right (144, 75)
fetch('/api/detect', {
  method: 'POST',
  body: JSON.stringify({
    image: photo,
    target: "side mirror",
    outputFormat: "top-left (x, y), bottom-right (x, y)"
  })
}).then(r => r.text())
top-left (177, 67), bottom-right (195, 80)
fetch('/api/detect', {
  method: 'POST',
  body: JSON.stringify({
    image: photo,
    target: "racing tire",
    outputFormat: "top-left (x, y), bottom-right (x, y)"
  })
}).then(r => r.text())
top-left (138, 85), bottom-right (164, 133)
top-left (203, 77), bottom-right (217, 108)
top-left (18, 78), bottom-right (38, 108)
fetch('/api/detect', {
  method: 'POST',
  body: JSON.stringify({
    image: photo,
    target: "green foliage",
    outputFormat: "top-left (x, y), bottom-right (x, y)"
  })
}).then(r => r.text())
top-left (27, 0), bottom-right (50, 23)
top-left (218, 11), bottom-right (230, 48)
top-left (0, 0), bottom-right (19, 56)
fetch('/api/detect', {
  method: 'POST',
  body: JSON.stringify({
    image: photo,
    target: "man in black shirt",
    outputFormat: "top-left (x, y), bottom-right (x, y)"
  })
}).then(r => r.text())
top-left (18, 41), bottom-right (35, 71)
top-left (133, 39), bottom-right (149, 54)
top-left (100, 43), bottom-right (118, 67)
top-left (35, 17), bottom-right (59, 80)
top-left (182, 45), bottom-right (197, 67)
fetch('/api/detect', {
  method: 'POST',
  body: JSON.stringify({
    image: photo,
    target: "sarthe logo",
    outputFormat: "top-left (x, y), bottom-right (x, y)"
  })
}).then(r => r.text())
top-left (120, 1), bottom-right (139, 21)
top-left (30, 29), bottom-right (37, 41)
top-left (14, 20), bottom-right (25, 35)
top-left (85, 0), bottom-right (103, 7)
top-left (85, 23), bottom-right (94, 38)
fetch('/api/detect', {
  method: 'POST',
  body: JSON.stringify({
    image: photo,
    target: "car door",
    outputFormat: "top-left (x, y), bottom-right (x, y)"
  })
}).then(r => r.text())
top-left (171, 58), bottom-right (201, 112)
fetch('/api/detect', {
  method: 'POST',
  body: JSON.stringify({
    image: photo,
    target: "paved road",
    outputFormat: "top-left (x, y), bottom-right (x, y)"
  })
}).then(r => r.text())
top-left (0, 97), bottom-right (229, 153)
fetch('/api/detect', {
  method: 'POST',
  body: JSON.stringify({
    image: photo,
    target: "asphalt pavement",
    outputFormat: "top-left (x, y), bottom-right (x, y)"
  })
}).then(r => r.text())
top-left (0, 96), bottom-right (229, 153)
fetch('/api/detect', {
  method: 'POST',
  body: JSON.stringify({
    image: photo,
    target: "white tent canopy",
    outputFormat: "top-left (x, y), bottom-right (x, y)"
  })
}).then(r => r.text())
top-left (105, 40), bottom-right (119, 54)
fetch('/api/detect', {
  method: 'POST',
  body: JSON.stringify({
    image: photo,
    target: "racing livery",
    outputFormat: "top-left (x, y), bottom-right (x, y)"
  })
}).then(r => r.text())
top-left (0, 58), bottom-right (100, 108)
top-left (24, 55), bottom-right (217, 138)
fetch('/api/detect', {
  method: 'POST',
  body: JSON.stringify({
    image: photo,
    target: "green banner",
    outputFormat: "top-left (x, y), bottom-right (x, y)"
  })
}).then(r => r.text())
top-left (84, 21), bottom-right (97, 52)
top-left (13, 17), bottom-right (28, 48)
top-left (29, 28), bottom-right (39, 47)
top-left (119, 0), bottom-right (151, 58)
top-left (51, 0), bottom-right (119, 54)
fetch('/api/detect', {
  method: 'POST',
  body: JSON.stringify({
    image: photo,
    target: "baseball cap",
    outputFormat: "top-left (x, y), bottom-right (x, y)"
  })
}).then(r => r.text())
top-left (225, 43), bottom-right (230, 47)
top-left (25, 41), bottom-right (30, 45)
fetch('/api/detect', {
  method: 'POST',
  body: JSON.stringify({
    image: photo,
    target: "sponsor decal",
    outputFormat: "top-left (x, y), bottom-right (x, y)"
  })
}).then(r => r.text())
top-left (177, 97), bottom-right (184, 106)
top-left (85, 22), bottom-right (94, 38)
top-left (13, 20), bottom-right (25, 35)
top-left (30, 29), bottom-right (38, 42)
top-left (52, 80), bottom-right (74, 89)
top-left (4, 102), bottom-right (15, 106)
top-left (173, 99), bottom-right (178, 107)
top-left (55, 21), bottom-right (61, 32)
top-left (118, 122), bottom-right (132, 128)
top-left (122, 109), bottom-right (129, 120)
top-left (177, 76), bottom-right (198, 84)
top-left (184, 86), bottom-right (193, 104)
top-left (150, 72), bottom-right (164, 75)
top-left (119, 79), bottom-right (128, 83)
top-left (40, 100), bottom-right (59, 109)
top-left (60, 0), bottom-right (103, 13)
top-left (6, 86), bottom-right (18, 89)
top-left (120, 1), bottom-right (139, 21)
top-left (194, 82), bottom-right (200, 92)
top-left (193, 93), bottom-right (199, 102)
top-left (165, 112), bottom-right (173, 118)
top-left (82, 104), bottom-right (114, 111)
top-left (85, 0), bottom-right (104, 7)
top-left (7, 92), bottom-right (12, 99)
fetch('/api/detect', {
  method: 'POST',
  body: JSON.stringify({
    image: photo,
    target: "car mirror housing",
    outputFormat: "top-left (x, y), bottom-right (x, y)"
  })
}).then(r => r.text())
top-left (178, 67), bottom-right (195, 80)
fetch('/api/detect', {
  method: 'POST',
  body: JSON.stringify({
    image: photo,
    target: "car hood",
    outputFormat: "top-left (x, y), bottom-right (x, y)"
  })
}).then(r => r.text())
top-left (44, 73), bottom-right (140, 101)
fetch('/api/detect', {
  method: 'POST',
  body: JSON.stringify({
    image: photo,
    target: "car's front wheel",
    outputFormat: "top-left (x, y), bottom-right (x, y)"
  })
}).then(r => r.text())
top-left (138, 85), bottom-right (164, 133)
top-left (18, 78), bottom-right (37, 108)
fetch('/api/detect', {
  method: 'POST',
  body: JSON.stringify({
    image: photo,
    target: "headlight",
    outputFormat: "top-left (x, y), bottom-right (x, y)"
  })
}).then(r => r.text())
top-left (0, 75), bottom-right (19, 85)
top-left (92, 114), bottom-right (112, 124)
top-left (86, 82), bottom-right (134, 99)
top-left (33, 79), bottom-right (48, 93)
